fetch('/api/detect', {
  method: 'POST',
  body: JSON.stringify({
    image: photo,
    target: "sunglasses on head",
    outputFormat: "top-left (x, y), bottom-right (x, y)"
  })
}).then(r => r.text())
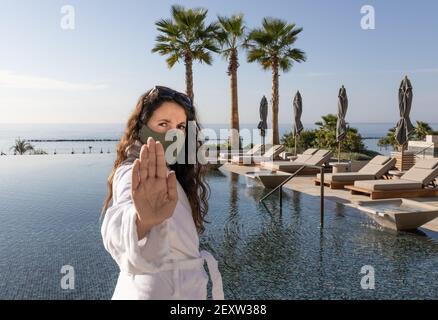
top-left (146, 86), bottom-right (193, 109)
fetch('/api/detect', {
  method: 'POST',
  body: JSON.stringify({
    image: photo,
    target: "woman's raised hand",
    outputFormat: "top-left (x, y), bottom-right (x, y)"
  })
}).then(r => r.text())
top-left (131, 137), bottom-right (178, 239)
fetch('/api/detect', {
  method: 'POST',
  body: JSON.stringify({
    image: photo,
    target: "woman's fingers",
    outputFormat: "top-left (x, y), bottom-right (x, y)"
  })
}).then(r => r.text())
top-left (155, 141), bottom-right (167, 179)
top-left (167, 171), bottom-right (178, 202)
top-left (131, 159), bottom-right (140, 191)
top-left (139, 144), bottom-right (149, 181)
top-left (147, 137), bottom-right (156, 178)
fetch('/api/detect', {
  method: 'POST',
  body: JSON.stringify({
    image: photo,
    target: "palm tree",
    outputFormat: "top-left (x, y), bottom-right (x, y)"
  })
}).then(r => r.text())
top-left (315, 114), bottom-right (338, 131)
top-left (152, 4), bottom-right (220, 101)
top-left (9, 138), bottom-right (34, 155)
top-left (33, 149), bottom-right (48, 155)
top-left (216, 14), bottom-right (246, 149)
top-left (414, 121), bottom-right (433, 141)
top-left (313, 114), bottom-right (364, 153)
top-left (245, 18), bottom-right (306, 144)
top-left (378, 127), bottom-right (398, 150)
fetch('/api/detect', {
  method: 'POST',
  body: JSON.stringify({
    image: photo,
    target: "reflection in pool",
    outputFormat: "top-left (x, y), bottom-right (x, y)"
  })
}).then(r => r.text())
top-left (1, 155), bottom-right (438, 299)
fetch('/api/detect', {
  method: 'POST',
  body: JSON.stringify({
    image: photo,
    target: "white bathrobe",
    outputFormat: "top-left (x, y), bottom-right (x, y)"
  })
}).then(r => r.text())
top-left (101, 162), bottom-right (224, 300)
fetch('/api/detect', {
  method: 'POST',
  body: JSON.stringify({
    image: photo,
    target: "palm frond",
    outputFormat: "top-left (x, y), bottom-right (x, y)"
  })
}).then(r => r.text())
top-left (155, 18), bottom-right (179, 37)
top-left (192, 50), bottom-right (213, 65)
top-left (245, 17), bottom-right (306, 73)
top-left (166, 53), bottom-right (181, 68)
top-left (152, 4), bottom-right (220, 69)
top-left (285, 48), bottom-right (306, 63)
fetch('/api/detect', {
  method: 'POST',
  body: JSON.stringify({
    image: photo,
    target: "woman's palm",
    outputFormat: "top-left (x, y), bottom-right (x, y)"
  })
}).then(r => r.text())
top-left (131, 137), bottom-right (178, 227)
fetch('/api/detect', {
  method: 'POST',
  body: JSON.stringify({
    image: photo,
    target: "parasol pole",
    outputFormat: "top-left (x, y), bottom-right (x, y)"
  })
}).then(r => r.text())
top-left (337, 141), bottom-right (341, 163)
top-left (294, 134), bottom-right (298, 156)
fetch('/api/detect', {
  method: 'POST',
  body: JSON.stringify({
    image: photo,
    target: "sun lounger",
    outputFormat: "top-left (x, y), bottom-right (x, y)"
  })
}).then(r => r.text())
top-left (314, 155), bottom-right (396, 189)
top-left (289, 148), bottom-right (319, 163)
top-left (345, 159), bottom-right (438, 199)
top-left (260, 149), bottom-right (332, 173)
top-left (259, 147), bottom-right (318, 165)
top-left (219, 143), bottom-right (263, 161)
top-left (231, 145), bottom-right (285, 165)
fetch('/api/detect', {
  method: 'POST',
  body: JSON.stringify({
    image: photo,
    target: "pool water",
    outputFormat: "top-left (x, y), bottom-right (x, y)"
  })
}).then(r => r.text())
top-left (1, 154), bottom-right (438, 299)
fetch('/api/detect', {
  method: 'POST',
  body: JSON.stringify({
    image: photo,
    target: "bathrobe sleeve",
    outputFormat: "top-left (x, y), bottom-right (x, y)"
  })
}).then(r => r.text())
top-left (101, 163), bottom-right (170, 274)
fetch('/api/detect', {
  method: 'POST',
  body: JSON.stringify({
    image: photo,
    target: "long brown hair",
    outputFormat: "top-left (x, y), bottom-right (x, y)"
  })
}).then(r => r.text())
top-left (100, 88), bottom-right (210, 233)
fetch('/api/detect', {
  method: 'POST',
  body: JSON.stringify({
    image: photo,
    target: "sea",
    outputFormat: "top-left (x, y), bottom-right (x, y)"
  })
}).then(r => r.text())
top-left (0, 122), bottom-right (436, 156)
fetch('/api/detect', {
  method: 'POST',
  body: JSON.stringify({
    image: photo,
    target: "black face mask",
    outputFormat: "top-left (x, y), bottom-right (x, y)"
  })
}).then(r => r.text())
top-left (138, 124), bottom-right (185, 165)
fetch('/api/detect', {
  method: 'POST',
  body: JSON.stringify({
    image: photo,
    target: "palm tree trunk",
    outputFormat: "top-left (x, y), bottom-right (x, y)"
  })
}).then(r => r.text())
top-left (229, 50), bottom-right (240, 150)
top-left (271, 58), bottom-right (280, 145)
top-left (184, 54), bottom-right (194, 102)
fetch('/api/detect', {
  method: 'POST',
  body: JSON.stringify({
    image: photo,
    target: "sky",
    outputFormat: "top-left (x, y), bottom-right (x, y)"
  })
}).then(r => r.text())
top-left (0, 0), bottom-right (437, 125)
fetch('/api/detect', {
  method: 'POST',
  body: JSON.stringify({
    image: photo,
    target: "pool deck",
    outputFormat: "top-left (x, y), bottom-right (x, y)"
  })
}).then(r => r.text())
top-left (220, 163), bottom-right (438, 233)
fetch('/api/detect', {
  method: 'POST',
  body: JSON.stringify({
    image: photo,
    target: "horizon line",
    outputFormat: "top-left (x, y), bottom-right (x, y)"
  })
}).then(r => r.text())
top-left (0, 121), bottom-right (428, 125)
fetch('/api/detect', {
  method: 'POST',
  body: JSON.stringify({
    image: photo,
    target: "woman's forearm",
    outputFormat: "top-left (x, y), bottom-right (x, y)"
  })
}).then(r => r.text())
top-left (136, 213), bottom-right (153, 240)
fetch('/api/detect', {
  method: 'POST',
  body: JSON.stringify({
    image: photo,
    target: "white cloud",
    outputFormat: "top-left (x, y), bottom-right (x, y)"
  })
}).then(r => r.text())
top-left (0, 70), bottom-right (108, 91)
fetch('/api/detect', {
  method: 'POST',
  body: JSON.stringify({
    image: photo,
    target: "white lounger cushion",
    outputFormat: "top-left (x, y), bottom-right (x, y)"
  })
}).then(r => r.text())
top-left (359, 163), bottom-right (388, 176)
top-left (232, 145), bottom-right (284, 163)
top-left (293, 148), bottom-right (319, 163)
top-left (294, 154), bottom-right (313, 163)
top-left (413, 159), bottom-right (438, 169)
top-left (303, 148), bottom-right (319, 155)
top-left (398, 159), bottom-right (438, 185)
top-left (263, 161), bottom-right (316, 171)
top-left (261, 149), bottom-right (331, 170)
top-left (262, 146), bottom-right (280, 158)
top-left (262, 160), bottom-right (301, 168)
top-left (349, 159), bottom-right (438, 192)
top-left (358, 156), bottom-right (395, 177)
top-left (317, 172), bottom-right (375, 182)
top-left (402, 168), bottom-right (437, 184)
top-left (354, 179), bottom-right (422, 191)
top-left (220, 144), bottom-right (262, 157)
top-left (305, 150), bottom-right (332, 166)
top-left (320, 156), bottom-right (394, 183)
top-left (368, 155), bottom-right (392, 165)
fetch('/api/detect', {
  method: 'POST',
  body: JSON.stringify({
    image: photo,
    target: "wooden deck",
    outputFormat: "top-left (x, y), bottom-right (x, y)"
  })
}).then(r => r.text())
top-left (314, 178), bottom-right (353, 189)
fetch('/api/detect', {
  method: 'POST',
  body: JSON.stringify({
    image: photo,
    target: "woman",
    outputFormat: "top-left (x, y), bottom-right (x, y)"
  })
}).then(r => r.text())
top-left (100, 86), bottom-right (224, 300)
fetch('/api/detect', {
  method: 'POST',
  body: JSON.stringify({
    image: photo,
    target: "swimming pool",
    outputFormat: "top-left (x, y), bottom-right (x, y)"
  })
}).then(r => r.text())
top-left (1, 154), bottom-right (438, 299)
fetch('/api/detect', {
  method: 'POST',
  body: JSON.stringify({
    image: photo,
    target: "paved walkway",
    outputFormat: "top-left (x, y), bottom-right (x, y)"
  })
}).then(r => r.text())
top-left (221, 163), bottom-right (438, 232)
